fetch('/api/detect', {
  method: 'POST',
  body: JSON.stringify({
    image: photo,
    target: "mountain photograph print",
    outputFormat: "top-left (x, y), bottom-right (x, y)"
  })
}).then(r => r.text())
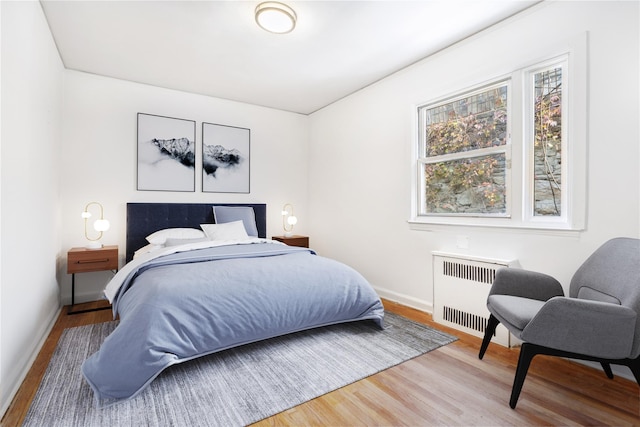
top-left (202, 122), bottom-right (250, 193)
top-left (137, 113), bottom-right (196, 192)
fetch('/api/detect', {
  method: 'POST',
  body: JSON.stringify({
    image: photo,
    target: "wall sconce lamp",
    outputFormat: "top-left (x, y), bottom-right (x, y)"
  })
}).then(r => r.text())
top-left (255, 1), bottom-right (297, 34)
top-left (82, 202), bottom-right (110, 249)
top-left (281, 203), bottom-right (298, 237)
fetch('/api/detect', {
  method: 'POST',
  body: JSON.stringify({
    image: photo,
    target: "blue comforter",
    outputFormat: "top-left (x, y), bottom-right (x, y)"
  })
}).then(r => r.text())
top-left (82, 241), bottom-right (384, 406)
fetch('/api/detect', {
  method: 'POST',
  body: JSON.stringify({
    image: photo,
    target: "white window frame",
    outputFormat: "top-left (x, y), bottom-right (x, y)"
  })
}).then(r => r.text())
top-left (410, 34), bottom-right (587, 234)
top-left (523, 56), bottom-right (569, 227)
top-left (417, 80), bottom-right (512, 218)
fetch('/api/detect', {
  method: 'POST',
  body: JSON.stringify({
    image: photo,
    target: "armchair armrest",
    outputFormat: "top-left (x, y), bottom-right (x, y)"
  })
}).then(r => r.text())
top-left (489, 268), bottom-right (564, 301)
top-left (521, 297), bottom-right (637, 359)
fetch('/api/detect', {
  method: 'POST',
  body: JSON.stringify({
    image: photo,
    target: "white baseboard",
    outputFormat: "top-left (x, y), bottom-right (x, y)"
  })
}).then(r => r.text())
top-left (0, 304), bottom-right (61, 420)
top-left (374, 286), bottom-right (433, 314)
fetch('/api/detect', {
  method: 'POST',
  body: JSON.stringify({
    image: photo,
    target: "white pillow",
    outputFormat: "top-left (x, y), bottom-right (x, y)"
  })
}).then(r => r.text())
top-left (145, 228), bottom-right (206, 245)
top-left (200, 221), bottom-right (249, 241)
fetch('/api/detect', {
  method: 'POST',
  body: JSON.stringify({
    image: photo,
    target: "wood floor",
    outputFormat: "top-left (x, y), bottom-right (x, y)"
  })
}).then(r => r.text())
top-left (3, 299), bottom-right (639, 426)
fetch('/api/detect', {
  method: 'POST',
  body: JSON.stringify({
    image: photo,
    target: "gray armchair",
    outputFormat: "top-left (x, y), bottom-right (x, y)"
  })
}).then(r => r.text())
top-left (478, 237), bottom-right (640, 408)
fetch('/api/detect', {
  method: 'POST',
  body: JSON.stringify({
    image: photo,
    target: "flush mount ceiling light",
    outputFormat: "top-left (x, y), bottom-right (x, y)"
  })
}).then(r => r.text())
top-left (255, 2), bottom-right (297, 34)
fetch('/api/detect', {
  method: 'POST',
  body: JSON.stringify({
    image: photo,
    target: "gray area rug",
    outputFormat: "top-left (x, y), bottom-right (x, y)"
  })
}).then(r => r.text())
top-left (23, 312), bottom-right (456, 426)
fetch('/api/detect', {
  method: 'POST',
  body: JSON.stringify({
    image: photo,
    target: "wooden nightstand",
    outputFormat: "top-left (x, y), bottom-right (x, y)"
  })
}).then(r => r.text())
top-left (272, 235), bottom-right (309, 248)
top-left (67, 245), bottom-right (118, 314)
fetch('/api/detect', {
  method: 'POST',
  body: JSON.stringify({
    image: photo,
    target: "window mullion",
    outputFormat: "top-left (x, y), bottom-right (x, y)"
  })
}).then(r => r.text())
top-left (423, 145), bottom-right (506, 164)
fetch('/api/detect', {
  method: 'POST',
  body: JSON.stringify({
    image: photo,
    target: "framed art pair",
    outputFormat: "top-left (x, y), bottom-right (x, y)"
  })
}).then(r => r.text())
top-left (136, 112), bottom-right (250, 193)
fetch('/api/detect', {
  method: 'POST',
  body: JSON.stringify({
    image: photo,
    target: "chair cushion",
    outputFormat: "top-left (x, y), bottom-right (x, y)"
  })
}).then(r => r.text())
top-left (488, 295), bottom-right (546, 332)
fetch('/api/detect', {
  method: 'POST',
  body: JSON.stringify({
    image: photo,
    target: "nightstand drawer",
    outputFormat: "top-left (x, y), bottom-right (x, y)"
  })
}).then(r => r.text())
top-left (67, 245), bottom-right (118, 274)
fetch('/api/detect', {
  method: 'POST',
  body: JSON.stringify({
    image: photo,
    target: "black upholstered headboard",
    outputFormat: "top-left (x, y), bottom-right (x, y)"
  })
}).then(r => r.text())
top-left (126, 203), bottom-right (267, 262)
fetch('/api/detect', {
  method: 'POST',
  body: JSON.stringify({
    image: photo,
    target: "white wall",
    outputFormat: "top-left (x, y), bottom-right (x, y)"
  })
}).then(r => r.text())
top-left (308, 1), bottom-right (640, 311)
top-left (59, 71), bottom-right (310, 303)
top-left (2, 0), bottom-right (638, 417)
top-left (0, 1), bottom-right (64, 415)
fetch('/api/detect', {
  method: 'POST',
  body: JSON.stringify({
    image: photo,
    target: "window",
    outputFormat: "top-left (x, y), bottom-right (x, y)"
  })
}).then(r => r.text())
top-left (418, 82), bottom-right (510, 217)
top-left (524, 60), bottom-right (568, 224)
top-left (411, 40), bottom-right (586, 232)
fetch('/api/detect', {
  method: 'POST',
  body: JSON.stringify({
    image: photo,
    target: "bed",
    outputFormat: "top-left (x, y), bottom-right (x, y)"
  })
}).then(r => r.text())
top-left (81, 202), bottom-right (385, 407)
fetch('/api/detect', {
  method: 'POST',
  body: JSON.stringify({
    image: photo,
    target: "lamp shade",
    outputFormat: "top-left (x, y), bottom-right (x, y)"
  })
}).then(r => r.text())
top-left (93, 219), bottom-right (111, 232)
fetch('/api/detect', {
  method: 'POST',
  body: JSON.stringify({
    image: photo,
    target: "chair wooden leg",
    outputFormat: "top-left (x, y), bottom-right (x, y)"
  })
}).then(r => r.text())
top-left (479, 314), bottom-right (500, 360)
top-left (509, 343), bottom-right (538, 409)
top-left (600, 362), bottom-right (614, 379)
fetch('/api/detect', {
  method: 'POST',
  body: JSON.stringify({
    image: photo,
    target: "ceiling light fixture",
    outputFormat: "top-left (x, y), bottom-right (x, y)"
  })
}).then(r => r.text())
top-left (255, 2), bottom-right (297, 34)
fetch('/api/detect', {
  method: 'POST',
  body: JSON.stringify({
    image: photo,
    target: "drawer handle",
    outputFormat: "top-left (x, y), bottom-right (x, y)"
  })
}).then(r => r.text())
top-left (77, 259), bottom-right (109, 264)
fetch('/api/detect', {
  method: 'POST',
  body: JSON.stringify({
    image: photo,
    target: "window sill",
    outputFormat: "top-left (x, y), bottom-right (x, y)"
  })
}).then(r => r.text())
top-left (408, 218), bottom-right (584, 237)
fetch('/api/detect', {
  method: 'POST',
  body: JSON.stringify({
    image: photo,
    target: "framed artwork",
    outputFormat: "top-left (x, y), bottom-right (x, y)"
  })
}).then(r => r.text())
top-left (202, 122), bottom-right (250, 193)
top-left (137, 113), bottom-right (196, 192)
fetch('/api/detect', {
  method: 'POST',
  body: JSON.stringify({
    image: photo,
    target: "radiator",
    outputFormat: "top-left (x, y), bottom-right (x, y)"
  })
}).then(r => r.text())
top-left (432, 251), bottom-right (518, 347)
